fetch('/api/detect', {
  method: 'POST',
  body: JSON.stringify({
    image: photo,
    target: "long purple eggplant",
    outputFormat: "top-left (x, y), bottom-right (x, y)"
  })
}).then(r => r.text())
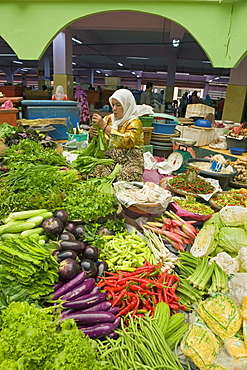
top-left (61, 311), bottom-right (116, 324)
top-left (107, 306), bottom-right (119, 315)
top-left (53, 271), bottom-right (87, 300)
top-left (79, 323), bottom-right (115, 339)
top-left (59, 240), bottom-right (85, 252)
top-left (107, 331), bottom-right (119, 339)
top-left (112, 317), bottom-right (121, 329)
top-left (53, 281), bottom-right (63, 291)
top-left (61, 278), bottom-right (95, 301)
top-left (62, 292), bottom-right (107, 310)
top-left (63, 300), bottom-right (111, 316)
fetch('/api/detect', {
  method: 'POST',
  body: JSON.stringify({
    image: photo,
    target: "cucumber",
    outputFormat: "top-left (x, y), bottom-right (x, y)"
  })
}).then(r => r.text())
top-left (38, 234), bottom-right (49, 242)
top-left (21, 227), bottom-right (44, 237)
top-left (25, 216), bottom-right (44, 227)
top-left (38, 211), bottom-right (53, 220)
top-left (38, 239), bottom-right (46, 246)
top-left (1, 233), bottom-right (22, 240)
top-left (2, 222), bottom-right (36, 234)
top-left (5, 209), bottom-right (48, 223)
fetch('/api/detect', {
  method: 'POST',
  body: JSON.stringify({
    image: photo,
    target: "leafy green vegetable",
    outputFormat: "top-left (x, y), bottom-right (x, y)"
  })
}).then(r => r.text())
top-left (0, 122), bottom-right (16, 139)
top-left (80, 129), bottom-right (108, 158)
top-left (0, 236), bottom-right (59, 308)
top-left (0, 301), bottom-right (111, 370)
top-left (71, 155), bottom-right (114, 174)
top-left (3, 139), bottom-right (66, 169)
top-left (0, 165), bottom-right (80, 220)
top-left (218, 226), bottom-right (247, 253)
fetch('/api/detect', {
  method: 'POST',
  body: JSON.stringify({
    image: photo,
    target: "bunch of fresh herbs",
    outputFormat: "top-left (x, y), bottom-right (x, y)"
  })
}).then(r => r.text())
top-left (4, 126), bottom-right (57, 149)
top-left (3, 139), bottom-right (66, 169)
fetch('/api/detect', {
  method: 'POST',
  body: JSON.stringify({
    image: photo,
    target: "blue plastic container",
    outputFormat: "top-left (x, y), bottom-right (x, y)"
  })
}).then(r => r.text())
top-left (152, 122), bottom-right (177, 135)
top-left (229, 147), bottom-right (245, 155)
top-left (21, 100), bottom-right (80, 140)
top-left (194, 119), bottom-right (211, 128)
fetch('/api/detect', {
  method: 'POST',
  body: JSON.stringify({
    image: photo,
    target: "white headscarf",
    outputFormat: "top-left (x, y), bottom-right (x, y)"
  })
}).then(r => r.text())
top-left (55, 85), bottom-right (66, 100)
top-left (109, 89), bottom-right (138, 129)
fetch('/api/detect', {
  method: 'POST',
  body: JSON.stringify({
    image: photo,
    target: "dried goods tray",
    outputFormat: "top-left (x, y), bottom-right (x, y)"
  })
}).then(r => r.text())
top-left (167, 181), bottom-right (202, 198)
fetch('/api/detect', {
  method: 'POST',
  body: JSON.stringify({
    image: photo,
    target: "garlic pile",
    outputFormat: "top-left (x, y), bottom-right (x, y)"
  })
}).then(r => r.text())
top-left (128, 182), bottom-right (164, 204)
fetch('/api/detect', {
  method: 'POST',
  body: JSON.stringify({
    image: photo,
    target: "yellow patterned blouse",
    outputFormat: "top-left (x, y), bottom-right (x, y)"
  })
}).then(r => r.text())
top-left (103, 115), bottom-right (144, 149)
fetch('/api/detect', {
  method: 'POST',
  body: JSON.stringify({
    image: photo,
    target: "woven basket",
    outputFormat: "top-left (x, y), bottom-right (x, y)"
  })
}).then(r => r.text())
top-left (209, 191), bottom-right (247, 210)
top-left (143, 127), bottom-right (154, 145)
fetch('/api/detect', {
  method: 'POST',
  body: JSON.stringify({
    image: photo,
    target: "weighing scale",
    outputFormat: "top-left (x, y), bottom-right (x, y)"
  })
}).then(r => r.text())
top-left (168, 138), bottom-right (197, 173)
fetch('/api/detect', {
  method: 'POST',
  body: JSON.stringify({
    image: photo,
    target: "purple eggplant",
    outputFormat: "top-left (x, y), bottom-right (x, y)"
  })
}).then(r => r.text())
top-left (79, 323), bottom-right (115, 339)
top-left (83, 285), bottom-right (100, 296)
top-left (64, 301), bottom-right (111, 315)
top-left (54, 281), bottom-right (63, 291)
top-left (61, 311), bottom-right (116, 324)
top-left (96, 261), bottom-right (108, 282)
top-left (61, 278), bottom-right (95, 301)
top-left (82, 246), bottom-right (99, 261)
top-left (65, 222), bottom-right (77, 234)
top-left (42, 216), bottom-right (64, 235)
top-left (74, 224), bottom-right (85, 240)
top-left (80, 259), bottom-right (97, 278)
top-left (107, 306), bottom-right (119, 315)
top-left (59, 240), bottom-right (85, 252)
top-left (58, 258), bottom-right (81, 282)
top-left (53, 209), bottom-right (69, 225)
top-left (56, 250), bottom-right (78, 262)
top-left (62, 292), bottom-right (107, 310)
top-left (53, 270), bottom-right (87, 300)
top-left (112, 317), bottom-right (121, 329)
top-left (58, 232), bottom-right (76, 241)
top-left (107, 331), bottom-right (119, 339)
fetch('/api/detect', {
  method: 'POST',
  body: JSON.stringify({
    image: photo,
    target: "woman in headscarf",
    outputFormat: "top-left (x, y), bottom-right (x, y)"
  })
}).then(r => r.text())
top-left (74, 85), bottom-right (90, 125)
top-left (52, 85), bottom-right (69, 101)
top-left (89, 88), bottom-right (144, 181)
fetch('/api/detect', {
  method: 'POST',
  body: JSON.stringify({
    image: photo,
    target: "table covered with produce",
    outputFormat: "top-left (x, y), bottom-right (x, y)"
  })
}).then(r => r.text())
top-left (0, 121), bottom-right (247, 370)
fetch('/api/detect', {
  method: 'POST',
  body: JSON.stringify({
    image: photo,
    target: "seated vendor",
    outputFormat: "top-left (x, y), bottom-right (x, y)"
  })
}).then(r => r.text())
top-left (89, 89), bottom-right (144, 182)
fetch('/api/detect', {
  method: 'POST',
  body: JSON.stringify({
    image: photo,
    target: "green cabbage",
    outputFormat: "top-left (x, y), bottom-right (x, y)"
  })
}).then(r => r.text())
top-left (218, 227), bottom-right (247, 253)
top-left (204, 213), bottom-right (224, 229)
top-left (220, 206), bottom-right (247, 227)
top-left (190, 224), bottom-right (219, 257)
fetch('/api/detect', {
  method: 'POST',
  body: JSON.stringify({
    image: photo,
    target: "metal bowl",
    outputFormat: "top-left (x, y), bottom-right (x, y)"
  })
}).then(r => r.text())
top-left (171, 137), bottom-right (197, 146)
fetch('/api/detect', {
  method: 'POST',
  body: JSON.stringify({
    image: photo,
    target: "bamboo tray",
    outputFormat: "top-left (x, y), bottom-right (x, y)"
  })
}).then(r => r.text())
top-left (18, 118), bottom-right (67, 126)
top-left (229, 180), bottom-right (247, 189)
top-left (167, 182), bottom-right (201, 198)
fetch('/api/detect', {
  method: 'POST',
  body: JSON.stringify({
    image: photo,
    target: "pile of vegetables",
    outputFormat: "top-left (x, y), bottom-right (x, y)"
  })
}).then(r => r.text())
top-left (98, 264), bottom-right (186, 318)
top-left (3, 139), bottom-right (66, 169)
top-left (173, 196), bottom-right (214, 215)
top-left (210, 188), bottom-right (247, 208)
top-left (97, 302), bottom-right (187, 370)
top-left (0, 301), bottom-right (111, 369)
top-left (143, 210), bottom-right (198, 252)
top-left (168, 169), bottom-right (215, 194)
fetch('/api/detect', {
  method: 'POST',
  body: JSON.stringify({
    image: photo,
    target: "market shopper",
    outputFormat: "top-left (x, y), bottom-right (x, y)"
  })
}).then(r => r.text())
top-left (52, 85), bottom-right (69, 101)
top-left (89, 88), bottom-right (144, 181)
top-left (74, 85), bottom-right (90, 125)
top-left (140, 82), bottom-right (154, 107)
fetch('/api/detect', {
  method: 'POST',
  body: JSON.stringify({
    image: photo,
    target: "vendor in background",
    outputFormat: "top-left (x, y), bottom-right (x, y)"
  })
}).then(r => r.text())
top-left (52, 85), bottom-right (69, 100)
top-left (191, 90), bottom-right (201, 104)
top-left (140, 82), bottom-right (154, 107)
top-left (74, 85), bottom-right (90, 126)
top-left (178, 92), bottom-right (188, 117)
top-left (89, 88), bottom-right (144, 182)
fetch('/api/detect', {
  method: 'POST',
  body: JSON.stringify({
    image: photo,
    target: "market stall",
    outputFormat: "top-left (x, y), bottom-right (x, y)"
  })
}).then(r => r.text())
top-left (0, 117), bottom-right (246, 370)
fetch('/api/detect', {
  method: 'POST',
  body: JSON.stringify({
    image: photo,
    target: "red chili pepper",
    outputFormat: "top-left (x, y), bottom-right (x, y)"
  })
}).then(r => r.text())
top-left (103, 286), bottom-right (116, 300)
top-left (169, 303), bottom-right (179, 310)
top-left (143, 299), bottom-right (153, 311)
top-left (116, 300), bottom-right (136, 317)
top-left (129, 285), bottom-right (158, 296)
top-left (112, 289), bottom-right (127, 307)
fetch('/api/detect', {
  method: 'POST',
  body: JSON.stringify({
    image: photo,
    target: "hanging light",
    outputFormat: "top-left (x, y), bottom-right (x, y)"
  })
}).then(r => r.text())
top-left (172, 38), bottom-right (180, 48)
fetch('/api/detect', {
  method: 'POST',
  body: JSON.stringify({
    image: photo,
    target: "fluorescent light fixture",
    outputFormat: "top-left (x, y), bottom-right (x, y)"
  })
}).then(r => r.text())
top-left (209, 79), bottom-right (213, 82)
top-left (132, 71), bottom-right (136, 75)
top-left (72, 62), bottom-right (76, 65)
top-left (13, 61), bottom-right (23, 64)
top-left (96, 70), bottom-right (101, 73)
top-left (0, 54), bottom-right (16, 57)
top-left (202, 60), bottom-right (211, 64)
top-left (215, 77), bottom-right (220, 80)
top-left (21, 68), bottom-right (28, 71)
top-left (176, 72), bottom-right (190, 76)
top-left (72, 37), bottom-right (82, 45)
top-left (117, 62), bottom-right (123, 67)
top-left (137, 75), bottom-right (140, 78)
top-left (105, 74), bottom-right (109, 76)
top-left (172, 38), bottom-right (180, 48)
top-left (157, 71), bottom-right (167, 74)
top-left (127, 56), bottom-right (149, 60)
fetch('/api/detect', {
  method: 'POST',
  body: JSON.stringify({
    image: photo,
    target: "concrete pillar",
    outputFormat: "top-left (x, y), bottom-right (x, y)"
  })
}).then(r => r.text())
top-left (38, 54), bottom-right (51, 89)
top-left (86, 69), bottom-right (94, 86)
top-left (0, 66), bottom-right (19, 85)
top-left (223, 55), bottom-right (247, 122)
top-left (53, 29), bottom-right (73, 99)
top-left (165, 54), bottom-right (177, 103)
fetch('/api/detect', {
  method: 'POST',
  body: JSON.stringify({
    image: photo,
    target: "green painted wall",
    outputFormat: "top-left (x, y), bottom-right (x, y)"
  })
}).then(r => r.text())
top-left (0, 1), bottom-right (247, 68)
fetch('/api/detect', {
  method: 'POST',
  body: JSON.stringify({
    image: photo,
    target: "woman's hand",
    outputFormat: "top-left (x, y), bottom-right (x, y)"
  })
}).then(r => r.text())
top-left (92, 113), bottom-right (105, 130)
top-left (89, 125), bottom-right (98, 139)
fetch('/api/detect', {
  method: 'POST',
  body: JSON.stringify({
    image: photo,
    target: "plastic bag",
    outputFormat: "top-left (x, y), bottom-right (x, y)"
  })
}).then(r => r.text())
top-left (1, 99), bottom-right (13, 109)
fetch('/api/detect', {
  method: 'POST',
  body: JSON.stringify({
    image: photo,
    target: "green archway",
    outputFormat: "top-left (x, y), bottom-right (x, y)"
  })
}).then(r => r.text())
top-left (0, 0), bottom-right (247, 68)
